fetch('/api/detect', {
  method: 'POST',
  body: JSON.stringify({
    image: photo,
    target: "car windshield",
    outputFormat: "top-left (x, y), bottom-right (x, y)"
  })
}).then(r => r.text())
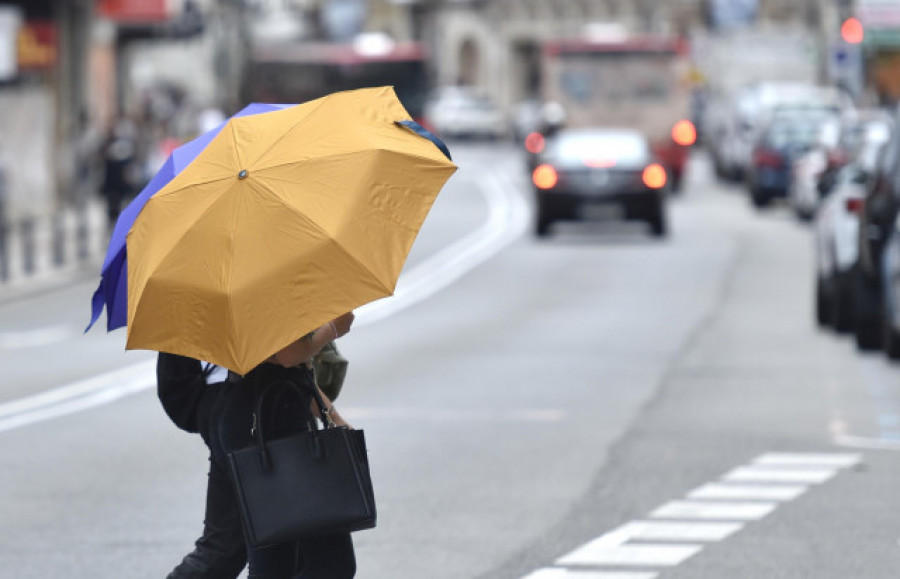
top-left (765, 113), bottom-right (833, 149)
top-left (549, 131), bottom-right (648, 164)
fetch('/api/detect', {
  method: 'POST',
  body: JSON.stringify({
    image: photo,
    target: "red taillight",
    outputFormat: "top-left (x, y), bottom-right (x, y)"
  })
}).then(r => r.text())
top-left (753, 149), bottom-right (783, 168)
top-left (846, 197), bottom-right (865, 213)
top-left (827, 150), bottom-right (848, 169)
top-left (671, 119), bottom-right (696, 147)
top-left (525, 132), bottom-right (545, 154)
top-left (533, 164), bottom-right (558, 189)
top-left (584, 157), bottom-right (616, 168)
top-left (642, 163), bottom-right (667, 189)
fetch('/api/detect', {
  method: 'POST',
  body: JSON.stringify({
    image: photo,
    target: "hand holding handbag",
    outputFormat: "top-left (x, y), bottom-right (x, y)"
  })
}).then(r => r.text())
top-left (226, 380), bottom-right (376, 547)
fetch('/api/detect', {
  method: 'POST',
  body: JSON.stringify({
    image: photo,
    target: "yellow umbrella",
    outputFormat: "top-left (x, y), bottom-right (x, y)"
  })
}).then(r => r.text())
top-left (126, 86), bottom-right (457, 374)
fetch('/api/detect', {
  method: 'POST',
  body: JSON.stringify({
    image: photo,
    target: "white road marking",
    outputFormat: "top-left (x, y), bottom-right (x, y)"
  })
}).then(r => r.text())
top-left (650, 500), bottom-right (776, 521)
top-left (0, 324), bottom-right (79, 349)
top-left (616, 521), bottom-right (743, 542)
top-left (524, 570), bottom-right (657, 579)
top-left (0, 167), bottom-right (526, 433)
top-left (688, 483), bottom-right (808, 501)
top-left (355, 169), bottom-right (529, 327)
top-left (722, 466), bottom-right (837, 484)
top-left (557, 543), bottom-right (703, 567)
top-left (0, 360), bottom-right (156, 432)
top-left (753, 452), bottom-right (861, 468)
top-left (522, 452), bottom-right (862, 579)
top-left (834, 434), bottom-right (900, 451)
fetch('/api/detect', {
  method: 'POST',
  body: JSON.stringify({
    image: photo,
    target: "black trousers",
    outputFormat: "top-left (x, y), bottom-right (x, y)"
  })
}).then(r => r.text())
top-left (167, 388), bottom-right (246, 579)
top-left (210, 364), bottom-right (356, 579)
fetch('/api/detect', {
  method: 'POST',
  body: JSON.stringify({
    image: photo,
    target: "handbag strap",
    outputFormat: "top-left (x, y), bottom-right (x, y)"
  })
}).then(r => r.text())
top-left (253, 379), bottom-right (333, 470)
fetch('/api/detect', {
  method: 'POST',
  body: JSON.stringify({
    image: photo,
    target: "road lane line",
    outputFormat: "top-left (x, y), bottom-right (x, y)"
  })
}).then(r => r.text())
top-left (687, 483), bottom-right (808, 501)
top-left (0, 167), bottom-right (526, 432)
top-left (649, 501), bottom-right (777, 521)
top-left (834, 434), bottom-right (900, 450)
top-left (522, 451), bottom-right (865, 579)
top-left (557, 543), bottom-right (703, 567)
top-left (0, 360), bottom-right (156, 432)
top-left (722, 466), bottom-right (837, 484)
top-left (0, 324), bottom-right (79, 349)
top-left (355, 169), bottom-right (529, 326)
top-left (752, 452), bottom-right (861, 468)
top-left (524, 570), bottom-right (658, 579)
top-left (615, 521), bottom-right (743, 542)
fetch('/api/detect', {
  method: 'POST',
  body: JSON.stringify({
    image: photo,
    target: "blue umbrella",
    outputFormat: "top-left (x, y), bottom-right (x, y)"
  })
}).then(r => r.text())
top-left (86, 103), bottom-right (290, 332)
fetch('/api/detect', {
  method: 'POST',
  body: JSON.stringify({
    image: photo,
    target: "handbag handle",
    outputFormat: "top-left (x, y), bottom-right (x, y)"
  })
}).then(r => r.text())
top-left (253, 379), bottom-right (333, 471)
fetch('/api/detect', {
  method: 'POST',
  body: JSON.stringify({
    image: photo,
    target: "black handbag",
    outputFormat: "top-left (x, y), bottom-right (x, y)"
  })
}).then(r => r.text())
top-left (226, 380), bottom-right (376, 547)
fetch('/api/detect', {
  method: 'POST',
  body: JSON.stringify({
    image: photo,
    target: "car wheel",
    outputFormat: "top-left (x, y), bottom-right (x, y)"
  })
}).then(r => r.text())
top-left (535, 208), bottom-right (553, 238)
top-left (884, 318), bottom-right (900, 360)
top-left (816, 278), bottom-right (831, 328)
top-left (750, 188), bottom-right (769, 208)
top-left (831, 274), bottom-right (854, 333)
top-left (648, 205), bottom-right (668, 238)
top-left (852, 274), bottom-right (882, 351)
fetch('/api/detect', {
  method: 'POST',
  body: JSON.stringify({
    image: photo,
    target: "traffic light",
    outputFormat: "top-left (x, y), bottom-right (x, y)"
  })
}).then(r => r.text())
top-left (841, 17), bottom-right (864, 44)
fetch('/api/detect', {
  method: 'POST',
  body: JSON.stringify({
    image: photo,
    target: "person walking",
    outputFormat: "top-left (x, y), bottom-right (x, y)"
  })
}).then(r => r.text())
top-left (158, 354), bottom-right (247, 579)
top-left (100, 117), bottom-right (138, 232)
top-left (208, 311), bottom-right (357, 579)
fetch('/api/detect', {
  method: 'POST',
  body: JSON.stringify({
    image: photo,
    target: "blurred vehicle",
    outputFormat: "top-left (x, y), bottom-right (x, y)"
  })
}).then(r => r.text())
top-left (708, 82), bottom-right (848, 183)
top-left (422, 86), bottom-right (508, 140)
top-left (537, 34), bottom-right (695, 192)
top-left (851, 114), bottom-right (900, 350)
top-left (747, 107), bottom-right (835, 208)
top-left (512, 99), bottom-right (544, 142)
top-left (790, 116), bottom-right (841, 221)
top-left (532, 128), bottom-right (668, 237)
top-left (796, 110), bottom-right (892, 222)
top-left (814, 113), bottom-right (891, 333)
top-left (245, 39), bottom-right (430, 123)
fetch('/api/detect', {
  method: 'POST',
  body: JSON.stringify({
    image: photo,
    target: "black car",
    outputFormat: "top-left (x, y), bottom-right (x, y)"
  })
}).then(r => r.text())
top-left (852, 114), bottom-right (900, 350)
top-left (532, 128), bottom-right (668, 237)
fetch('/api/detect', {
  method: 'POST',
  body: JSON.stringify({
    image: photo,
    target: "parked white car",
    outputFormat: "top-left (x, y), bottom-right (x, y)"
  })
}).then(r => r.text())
top-left (814, 120), bottom-right (891, 331)
top-left (790, 116), bottom-right (840, 221)
top-left (423, 86), bottom-right (508, 140)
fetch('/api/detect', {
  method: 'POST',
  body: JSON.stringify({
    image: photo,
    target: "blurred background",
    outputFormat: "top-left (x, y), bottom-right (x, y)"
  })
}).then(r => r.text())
top-left (7, 1), bottom-right (900, 578)
top-left (0, 0), bottom-right (884, 265)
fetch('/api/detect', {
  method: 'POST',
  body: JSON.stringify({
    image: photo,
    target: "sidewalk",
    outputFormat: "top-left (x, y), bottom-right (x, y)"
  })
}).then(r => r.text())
top-left (0, 197), bottom-right (107, 303)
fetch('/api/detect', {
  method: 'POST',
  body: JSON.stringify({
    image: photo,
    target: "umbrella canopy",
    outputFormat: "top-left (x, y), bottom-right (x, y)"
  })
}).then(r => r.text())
top-left (87, 103), bottom-right (291, 332)
top-left (125, 86), bottom-right (457, 374)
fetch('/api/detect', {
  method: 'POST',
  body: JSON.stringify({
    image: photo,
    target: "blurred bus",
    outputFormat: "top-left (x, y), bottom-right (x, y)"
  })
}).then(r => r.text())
top-left (540, 35), bottom-right (695, 190)
top-left (245, 40), bottom-right (430, 122)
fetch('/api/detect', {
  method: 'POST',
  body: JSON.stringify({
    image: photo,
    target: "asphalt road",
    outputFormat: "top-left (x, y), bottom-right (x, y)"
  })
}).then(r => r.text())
top-left (1, 142), bottom-right (900, 579)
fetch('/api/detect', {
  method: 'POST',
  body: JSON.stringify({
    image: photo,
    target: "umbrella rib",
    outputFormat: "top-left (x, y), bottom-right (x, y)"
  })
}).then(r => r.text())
top-left (253, 147), bottom-right (448, 175)
top-left (248, 99), bottom-right (329, 169)
top-left (252, 179), bottom-right (395, 294)
top-left (153, 174), bottom-right (234, 198)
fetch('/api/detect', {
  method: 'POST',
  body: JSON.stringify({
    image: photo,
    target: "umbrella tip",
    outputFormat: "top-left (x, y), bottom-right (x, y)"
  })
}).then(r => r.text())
top-left (238, 169), bottom-right (249, 180)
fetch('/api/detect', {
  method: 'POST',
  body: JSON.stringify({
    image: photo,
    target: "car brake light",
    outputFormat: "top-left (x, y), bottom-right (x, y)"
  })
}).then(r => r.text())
top-left (642, 163), bottom-right (667, 189)
top-left (671, 119), bottom-right (696, 147)
top-left (753, 149), bottom-right (783, 168)
top-left (533, 164), bottom-right (558, 189)
top-left (846, 197), bottom-right (865, 213)
top-left (827, 150), bottom-right (848, 169)
top-left (524, 132), bottom-right (545, 154)
top-left (584, 157), bottom-right (616, 168)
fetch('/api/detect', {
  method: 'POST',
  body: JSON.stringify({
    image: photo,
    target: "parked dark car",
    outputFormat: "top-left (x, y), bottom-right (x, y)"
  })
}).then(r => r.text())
top-left (852, 114), bottom-right (900, 350)
top-left (747, 108), bottom-right (837, 208)
top-left (532, 128), bottom-right (668, 237)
